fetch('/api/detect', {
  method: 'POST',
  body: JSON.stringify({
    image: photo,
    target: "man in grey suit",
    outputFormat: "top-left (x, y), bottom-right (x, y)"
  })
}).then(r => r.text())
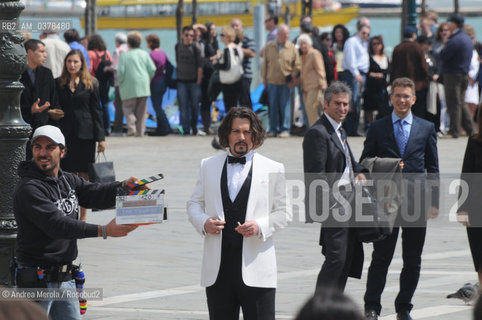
top-left (303, 81), bottom-right (368, 293)
top-left (361, 78), bottom-right (439, 320)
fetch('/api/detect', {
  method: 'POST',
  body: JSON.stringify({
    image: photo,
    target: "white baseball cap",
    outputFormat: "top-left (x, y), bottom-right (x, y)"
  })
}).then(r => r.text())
top-left (31, 125), bottom-right (65, 147)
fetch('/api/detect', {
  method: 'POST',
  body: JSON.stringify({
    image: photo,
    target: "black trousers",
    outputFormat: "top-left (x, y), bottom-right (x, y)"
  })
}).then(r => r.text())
top-left (221, 81), bottom-right (242, 113)
top-left (206, 247), bottom-right (275, 320)
top-left (364, 226), bottom-right (426, 314)
top-left (200, 76), bottom-right (212, 131)
top-left (239, 77), bottom-right (253, 109)
top-left (316, 227), bottom-right (358, 292)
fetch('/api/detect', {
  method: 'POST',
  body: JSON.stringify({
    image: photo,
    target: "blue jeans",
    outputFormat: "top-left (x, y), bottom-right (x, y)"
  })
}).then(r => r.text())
top-left (267, 83), bottom-right (291, 134)
top-left (177, 81), bottom-right (201, 134)
top-left (151, 78), bottom-right (171, 134)
top-left (38, 279), bottom-right (81, 320)
top-left (298, 85), bottom-right (309, 128)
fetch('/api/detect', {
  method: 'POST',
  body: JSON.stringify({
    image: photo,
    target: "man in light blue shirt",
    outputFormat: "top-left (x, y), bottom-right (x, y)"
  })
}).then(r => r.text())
top-left (63, 29), bottom-right (90, 70)
top-left (340, 23), bottom-right (370, 136)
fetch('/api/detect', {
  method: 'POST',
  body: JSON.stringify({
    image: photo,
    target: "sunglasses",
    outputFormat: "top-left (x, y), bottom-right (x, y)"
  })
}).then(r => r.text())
top-left (372, 42), bottom-right (381, 46)
top-left (184, 34), bottom-right (194, 37)
top-left (220, 33), bottom-right (225, 37)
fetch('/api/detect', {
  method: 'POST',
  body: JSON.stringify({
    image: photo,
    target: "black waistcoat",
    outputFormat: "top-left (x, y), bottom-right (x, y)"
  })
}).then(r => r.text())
top-left (220, 159), bottom-right (253, 250)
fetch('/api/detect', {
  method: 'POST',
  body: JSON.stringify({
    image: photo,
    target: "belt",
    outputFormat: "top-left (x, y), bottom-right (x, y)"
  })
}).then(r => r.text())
top-left (40, 264), bottom-right (73, 282)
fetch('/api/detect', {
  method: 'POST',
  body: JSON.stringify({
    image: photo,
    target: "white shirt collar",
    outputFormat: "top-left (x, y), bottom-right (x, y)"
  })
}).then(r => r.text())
top-left (325, 114), bottom-right (343, 132)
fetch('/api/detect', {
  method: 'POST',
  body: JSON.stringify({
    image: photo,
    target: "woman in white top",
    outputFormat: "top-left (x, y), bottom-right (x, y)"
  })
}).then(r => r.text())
top-left (464, 25), bottom-right (480, 120)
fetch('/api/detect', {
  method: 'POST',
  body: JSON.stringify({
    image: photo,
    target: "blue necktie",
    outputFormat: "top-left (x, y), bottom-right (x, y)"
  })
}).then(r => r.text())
top-left (396, 119), bottom-right (408, 157)
top-left (339, 127), bottom-right (355, 183)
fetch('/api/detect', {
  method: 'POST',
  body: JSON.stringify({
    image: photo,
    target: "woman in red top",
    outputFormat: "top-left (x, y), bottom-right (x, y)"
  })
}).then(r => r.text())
top-left (87, 34), bottom-right (112, 136)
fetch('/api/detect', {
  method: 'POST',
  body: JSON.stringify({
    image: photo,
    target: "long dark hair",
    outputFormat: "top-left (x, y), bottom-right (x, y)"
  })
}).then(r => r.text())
top-left (203, 22), bottom-right (219, 51)
top-left (218, 107), bottom-right (266, 149)
top-left (331, 24), bottom-right (349, 50)
top-left (87, 34), bottom-right (107, 51)
top-left (368, 35), bottom-right (384, 55)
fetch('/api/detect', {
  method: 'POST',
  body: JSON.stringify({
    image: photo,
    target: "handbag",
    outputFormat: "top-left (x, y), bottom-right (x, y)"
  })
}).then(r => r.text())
top-left (88, 152), bottom-right (115, 183)
top-left (219, 45), bottom-right (244, 85)
top-left (356, 186), bottom-right (392, 243)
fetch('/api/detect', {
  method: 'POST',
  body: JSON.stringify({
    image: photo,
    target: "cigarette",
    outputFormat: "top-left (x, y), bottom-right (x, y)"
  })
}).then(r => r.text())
top-left (237, 222), bottom-right (241, 226)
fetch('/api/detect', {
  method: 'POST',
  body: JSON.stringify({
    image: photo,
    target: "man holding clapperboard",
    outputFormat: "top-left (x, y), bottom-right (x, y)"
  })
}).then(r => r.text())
top-left (12, 125), bottom-right (163, 319)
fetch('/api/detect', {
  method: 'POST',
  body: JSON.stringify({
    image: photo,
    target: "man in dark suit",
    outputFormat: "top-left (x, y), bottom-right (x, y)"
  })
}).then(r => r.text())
top-left (20, 39), bottom-right (62, 159)
top-left (303, 81), bottom-right (367, 292)
top-left (361, 77), bottom-right (439, 320)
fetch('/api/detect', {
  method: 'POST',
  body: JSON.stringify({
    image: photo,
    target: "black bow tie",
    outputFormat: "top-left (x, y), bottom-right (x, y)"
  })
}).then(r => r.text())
top-left (228, 156), bottom-right (246, 165)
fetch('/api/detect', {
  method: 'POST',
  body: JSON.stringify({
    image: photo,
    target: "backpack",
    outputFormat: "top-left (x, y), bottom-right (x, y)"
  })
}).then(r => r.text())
top-left (94, 51), bottom-right (114, 87)
top-left (164, 59), bottom-right (177, 89)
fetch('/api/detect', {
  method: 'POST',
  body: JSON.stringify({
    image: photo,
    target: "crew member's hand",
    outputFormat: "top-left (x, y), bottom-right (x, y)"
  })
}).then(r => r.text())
top-left (97, 141), bottom-right (106, 153)
top-left (428, 206), bottom-right (439, 219)
top-left (104, 218), bottom-right (137, 237)
top-left (122, 176), bottom-right (151, 191)
top-left (48, 108), bottom-right (64, 120)
top-left (355, 173), bottom-right (367, 185)
top-left (355, 74), bottom-right (363, 84)
top-left (31, 98), bottom-right (50, 114)
top-left (235, 220), bottom-right (259, 238)
top-left (204, 218), bottom-right (225, 235)
top-left (457, 211), bottom-right (470, 226)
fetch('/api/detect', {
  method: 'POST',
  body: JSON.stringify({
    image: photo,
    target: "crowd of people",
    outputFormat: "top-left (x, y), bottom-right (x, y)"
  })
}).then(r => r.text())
top-left (20, 12), bottom-right (482, 141)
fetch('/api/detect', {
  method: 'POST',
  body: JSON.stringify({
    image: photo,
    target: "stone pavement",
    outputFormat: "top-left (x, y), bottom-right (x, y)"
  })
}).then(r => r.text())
top-left (78, 135), bottom-right (476, 320)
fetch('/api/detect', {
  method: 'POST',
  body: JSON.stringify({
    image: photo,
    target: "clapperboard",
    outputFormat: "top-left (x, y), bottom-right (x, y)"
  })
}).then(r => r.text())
top-left (116, 174), bottom-right (167, 225)
top-left (126, 174), bottom-right (164, 190)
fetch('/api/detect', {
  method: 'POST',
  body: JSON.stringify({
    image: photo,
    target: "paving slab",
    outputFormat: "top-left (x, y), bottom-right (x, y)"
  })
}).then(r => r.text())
top-left (76, 135), bottom-right (476, 319)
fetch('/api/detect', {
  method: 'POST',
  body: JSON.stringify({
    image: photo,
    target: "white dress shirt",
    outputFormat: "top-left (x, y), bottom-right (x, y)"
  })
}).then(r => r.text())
top-left (227, 150), bottom-right (254, 202)
top-left (325, 114), bottom-right (351, 186)
top-left (341, 34), bottom-right (369, 77)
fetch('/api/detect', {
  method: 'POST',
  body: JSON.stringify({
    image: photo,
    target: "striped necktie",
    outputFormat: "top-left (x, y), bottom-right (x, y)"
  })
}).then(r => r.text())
top-left (339, 127), bottom-right (355, 183)
top-left (396, 119), bottom-right (408, 157)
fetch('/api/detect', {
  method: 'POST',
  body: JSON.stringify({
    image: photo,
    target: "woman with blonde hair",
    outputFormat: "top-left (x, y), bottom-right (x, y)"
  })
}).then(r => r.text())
top-left (297, 33), bottom-right (327, 126)
top-left (212, 26), bottom-right (244, 112)
top-left (57, 49), bottom-right (105, 220)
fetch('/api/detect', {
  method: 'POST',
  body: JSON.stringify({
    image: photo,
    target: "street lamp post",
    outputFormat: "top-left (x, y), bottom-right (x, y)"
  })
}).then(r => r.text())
top-left (0, 0), bottom-right (31, 286)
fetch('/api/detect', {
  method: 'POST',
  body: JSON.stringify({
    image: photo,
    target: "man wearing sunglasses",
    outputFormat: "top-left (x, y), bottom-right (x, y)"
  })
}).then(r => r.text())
top-left (176, 26), bottom-right (203, 135)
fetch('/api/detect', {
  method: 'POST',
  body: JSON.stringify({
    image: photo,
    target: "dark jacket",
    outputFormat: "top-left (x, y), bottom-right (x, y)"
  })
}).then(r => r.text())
top-left (390, 40), bottom-right (429, 91)
top-left (20, 66), bottom-right (60, 131)
top-left (57, 79), bottom-right (105, 141)
top-left (303, 114), bottom-right (368, 222)
top-left (459, 136), bottom-right (482, 224)
top-left (360, 114), bottom-right (439, 213)
top-left (14, 161), bottom-right (120, 266)
top-left (303, 114), bottom-right (367, 279)
top-left (440, 28), bottom-right (474, 74)
top-left (175, 43), bottom-right (202, 82)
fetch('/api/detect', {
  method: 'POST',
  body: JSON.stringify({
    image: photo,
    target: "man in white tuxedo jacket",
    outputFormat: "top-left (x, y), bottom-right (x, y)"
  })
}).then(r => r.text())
top-left (187, 107), bottom-right (291, 320)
